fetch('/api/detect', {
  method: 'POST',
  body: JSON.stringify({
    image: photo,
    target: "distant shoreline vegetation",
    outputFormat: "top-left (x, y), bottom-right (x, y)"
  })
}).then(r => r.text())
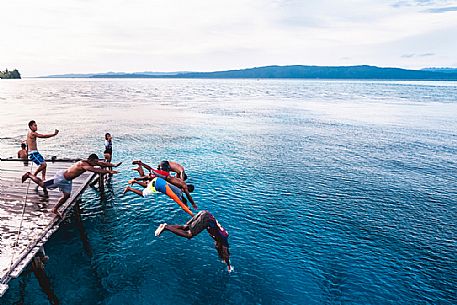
top-left (0, 69), bottom-right (21, 79)
top-left (42, 65), bottom-right (457, 80)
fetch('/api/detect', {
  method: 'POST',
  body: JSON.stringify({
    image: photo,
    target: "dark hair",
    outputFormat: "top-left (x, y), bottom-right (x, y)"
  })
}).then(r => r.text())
top-left (105, 133), bottom-right (111, 140)
top-left (216, 242), bottom-right (230, 261)
top-left (28, 120), bottom-right (36, 129)
top-left (187, 184), bottom-right (195, 193)
top-left (158, 161), bottom-right (171, 172)
top-left (88, 153), bottom-right (99, 161)
top-left (21, 143), bottom-right (26, 149)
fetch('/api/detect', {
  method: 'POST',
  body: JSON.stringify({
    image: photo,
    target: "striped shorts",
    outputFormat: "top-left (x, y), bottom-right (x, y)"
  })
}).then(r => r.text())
top-left (28, 151), bottom-right (45, 166)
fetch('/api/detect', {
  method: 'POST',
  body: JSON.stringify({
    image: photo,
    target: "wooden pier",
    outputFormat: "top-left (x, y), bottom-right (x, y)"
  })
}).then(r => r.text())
top-left (0, 158), bottom-right (96, 297)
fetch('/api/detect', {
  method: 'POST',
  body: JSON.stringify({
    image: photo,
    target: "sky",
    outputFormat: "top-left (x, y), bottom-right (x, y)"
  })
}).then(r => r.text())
top-left (1, 0), bottom-right (457, 76)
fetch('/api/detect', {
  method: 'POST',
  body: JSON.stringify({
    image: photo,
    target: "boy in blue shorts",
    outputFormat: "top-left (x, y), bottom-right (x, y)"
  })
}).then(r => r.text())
top-left (26, 120), bottom-right (59, 181)
top-left (123, 175), bottom-right (196, 216)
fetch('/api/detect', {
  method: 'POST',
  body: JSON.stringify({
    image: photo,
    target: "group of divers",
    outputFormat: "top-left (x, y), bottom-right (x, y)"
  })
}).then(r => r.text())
top-left (18, 120), bottom-right (233, 272)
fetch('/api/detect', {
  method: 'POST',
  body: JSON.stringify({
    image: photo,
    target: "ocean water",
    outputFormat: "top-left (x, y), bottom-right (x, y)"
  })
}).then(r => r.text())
top-left (0, 79), bottom-right (456, 304)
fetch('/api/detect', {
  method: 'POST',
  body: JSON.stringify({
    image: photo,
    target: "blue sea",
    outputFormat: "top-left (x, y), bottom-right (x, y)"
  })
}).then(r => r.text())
top-left (0, 79), bottom-right (456, 304)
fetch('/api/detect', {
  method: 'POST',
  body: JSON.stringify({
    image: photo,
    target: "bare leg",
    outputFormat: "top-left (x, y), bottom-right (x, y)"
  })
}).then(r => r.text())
top-left (52, 192), bottom-right (71, 218)
top-left (33, 163), bottom-right (47, 181)
top-left (22, 172), bottom-right (45, 188)
top-left (123, 186), bottom-right (144, 197)
top-left (156, 224), bottom-right (192, 238)
top-left (132, 160), bottom-right (156, 175)
top-left (104, 152), bottom-right (112, 163)
top-left (105, 153), bottom-right (113, 177)
top-left (131, 180), bottom-right (148, 187)
top-left (132, 160), bottom-right (146, 176)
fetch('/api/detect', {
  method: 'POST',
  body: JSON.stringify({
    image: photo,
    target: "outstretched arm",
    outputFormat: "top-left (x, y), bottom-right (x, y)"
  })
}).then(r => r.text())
top-left (226, 259), bottom-right (232, 272)
top-left (82, 165), bottom-right (118, 175)
top-left (140, 162), bottom-right (155, 172)
top-left (163, 184), bottom-right (193, 216)
top-left (214, 240), bottom-right (232, 272)
top-left (184, 190), bottom-right (197, 209)
top-left (33, 129), bottom-right (59, 138)
top-left (130, 175), bottom-right (153, 182)
top-left (97, 160), bottom-right (122, 167)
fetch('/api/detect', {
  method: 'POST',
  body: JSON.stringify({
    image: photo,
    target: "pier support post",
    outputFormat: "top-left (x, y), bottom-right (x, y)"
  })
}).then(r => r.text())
top-left (74, 200), bottom-right (93, 257)
top-left (98, 173), bottom-right (105, 192)
top-left (32, 248), bottom-right (59, 305)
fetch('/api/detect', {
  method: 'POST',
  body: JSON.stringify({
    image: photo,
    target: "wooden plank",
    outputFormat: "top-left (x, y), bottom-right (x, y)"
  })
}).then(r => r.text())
top-left (0, 160), bottom-right (95, 293)
top-left (0, 158), bottom-right (81, 162)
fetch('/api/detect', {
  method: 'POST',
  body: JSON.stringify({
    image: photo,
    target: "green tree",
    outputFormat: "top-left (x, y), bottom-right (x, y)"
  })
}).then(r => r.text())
top-left (0, 68), bottom-right (21, 79)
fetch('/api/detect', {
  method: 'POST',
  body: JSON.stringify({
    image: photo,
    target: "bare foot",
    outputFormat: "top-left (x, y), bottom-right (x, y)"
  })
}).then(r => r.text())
top-left (122, 186), bottom-right (130, 195)
top-left (155, 223), bottom-right (167, 236)
top-left (41, 256), bottom-right (49, 264)
top-left (132, 160), bottom-right (141, 165)
top-left (128, 179), bottom-right (135, 184)
top-left (22, 172), bottom-right (31, 183)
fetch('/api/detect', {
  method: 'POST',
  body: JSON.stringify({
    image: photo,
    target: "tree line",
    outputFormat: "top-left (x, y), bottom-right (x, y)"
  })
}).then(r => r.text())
top-left (0, 69), bottom-right (21, 79)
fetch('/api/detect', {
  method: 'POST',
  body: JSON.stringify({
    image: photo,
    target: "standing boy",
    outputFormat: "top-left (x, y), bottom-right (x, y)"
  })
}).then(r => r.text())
top-left (26, 120), bottom-right (59, 181)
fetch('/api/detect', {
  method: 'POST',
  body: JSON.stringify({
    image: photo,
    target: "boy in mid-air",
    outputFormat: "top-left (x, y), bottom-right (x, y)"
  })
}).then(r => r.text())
top-left (155, 210), bottom-right (233, 272)
top-left (123, 173), bottom-right (196, 216)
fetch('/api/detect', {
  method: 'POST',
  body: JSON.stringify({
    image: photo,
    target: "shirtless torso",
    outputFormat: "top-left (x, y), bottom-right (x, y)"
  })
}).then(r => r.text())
top-left (63, 161), bottom-right (91, 181)
top-left (17, 149), bottom-right (28, 159)
top-left (26, 131), bottom-right (39, 151)
top-left (63, 160), bottom-right (119, 181)
top-left (26, 121), bottom-right (59, 152)
top-left (167, 161), bottom-right (184, 173)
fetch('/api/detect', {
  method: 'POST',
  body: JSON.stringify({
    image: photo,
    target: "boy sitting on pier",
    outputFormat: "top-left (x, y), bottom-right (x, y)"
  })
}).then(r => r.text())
top-left (22, 154), bottom-right (120, 218)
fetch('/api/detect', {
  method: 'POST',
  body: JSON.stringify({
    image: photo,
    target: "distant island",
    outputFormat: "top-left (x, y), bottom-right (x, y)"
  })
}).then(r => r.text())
top-left (421, 68), bottom-right (457, 74)
top-left (42, 65), bottom-right (457, 80)
top-left (0, 69), bottom-right (21, 79)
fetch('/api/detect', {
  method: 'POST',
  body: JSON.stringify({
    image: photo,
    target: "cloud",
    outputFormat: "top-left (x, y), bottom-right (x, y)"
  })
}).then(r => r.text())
top-left (422, 5), bottom-right (457, 12)
top-left (419, 52), bottom-right (435, 56)
top-left (392, 0), bottom-right (456, 7)
top-left (391, 0), bottom-right (457, 12)
top-left (0, 0), bottom-right (455, 75)
top-left (401, 52), bottom-right (435, 58)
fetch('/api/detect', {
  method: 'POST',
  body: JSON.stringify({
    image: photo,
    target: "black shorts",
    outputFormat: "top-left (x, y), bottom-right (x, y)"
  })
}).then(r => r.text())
top-left (104, 149), bottom-right (112, 155)
top-left (186, 210), bottom-right (211, 236)
top-left (178, 170), bottom-right (188, 181)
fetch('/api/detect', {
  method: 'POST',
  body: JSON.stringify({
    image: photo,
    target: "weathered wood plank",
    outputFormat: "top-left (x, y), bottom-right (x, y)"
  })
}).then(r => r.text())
top-left (0, 160), bottom-right (96, 296)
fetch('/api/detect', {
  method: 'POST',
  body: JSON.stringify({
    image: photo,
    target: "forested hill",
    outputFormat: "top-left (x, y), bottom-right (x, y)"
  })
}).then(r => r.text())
top-left (89, 65), bottom-right (457, 80)
top-left (172, 65), bottom-right (457, 80)
top-left (0, 69), bottom-right (21, 79)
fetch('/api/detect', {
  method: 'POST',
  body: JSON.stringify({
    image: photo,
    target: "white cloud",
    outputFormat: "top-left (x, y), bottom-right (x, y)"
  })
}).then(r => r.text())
top-left (0, 0), bottom-right (456, 76)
